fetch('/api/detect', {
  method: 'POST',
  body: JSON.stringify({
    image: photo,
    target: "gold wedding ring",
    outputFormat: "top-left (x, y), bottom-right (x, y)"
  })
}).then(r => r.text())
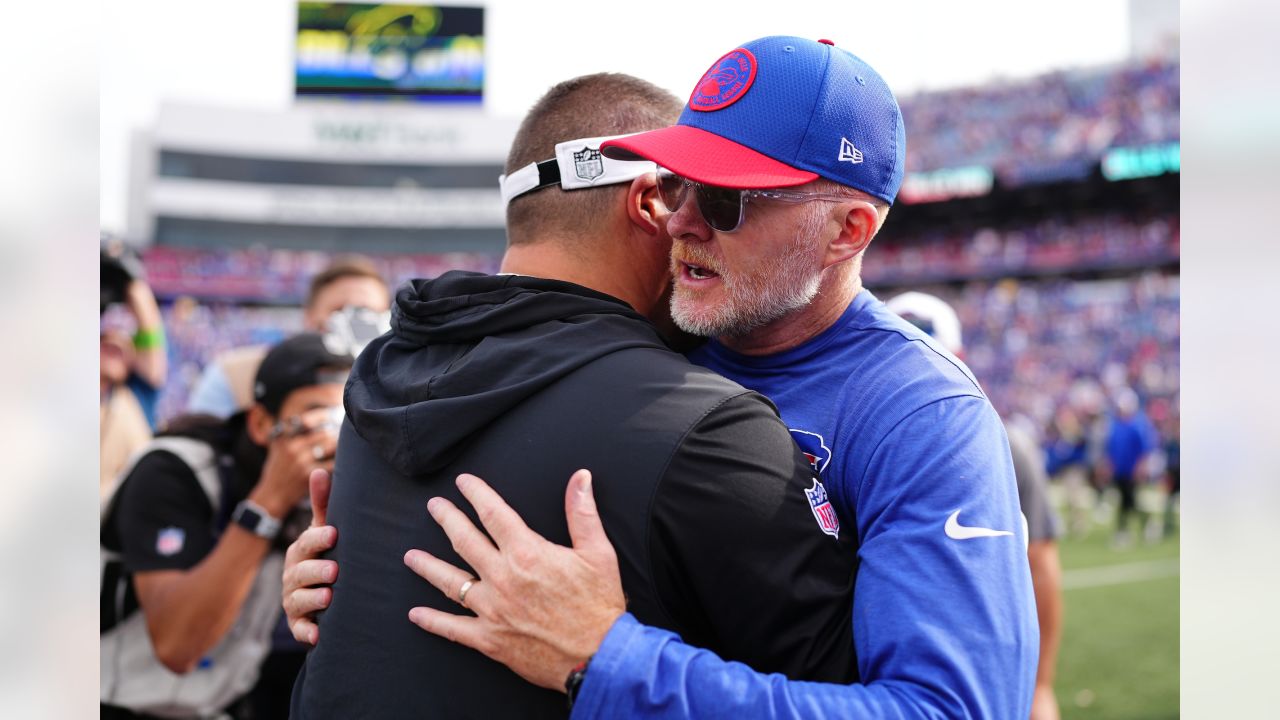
top-left (458, 578), bottom-right (478, 608)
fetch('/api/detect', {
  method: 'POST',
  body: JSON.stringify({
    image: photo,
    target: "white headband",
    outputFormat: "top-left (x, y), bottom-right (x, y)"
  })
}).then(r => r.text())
top-left (498, 133), bottom-right (657, 204)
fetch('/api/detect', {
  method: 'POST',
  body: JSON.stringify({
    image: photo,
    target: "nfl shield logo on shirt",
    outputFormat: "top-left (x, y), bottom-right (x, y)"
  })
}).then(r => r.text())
top-left (804, 478), bottom-right (841, 538)
top-left (156, 526), bottom-right (186, 557)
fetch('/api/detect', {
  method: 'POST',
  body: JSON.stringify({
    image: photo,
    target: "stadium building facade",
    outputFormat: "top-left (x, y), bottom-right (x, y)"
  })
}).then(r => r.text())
top-left (125, 100), bottom-right (518, 256)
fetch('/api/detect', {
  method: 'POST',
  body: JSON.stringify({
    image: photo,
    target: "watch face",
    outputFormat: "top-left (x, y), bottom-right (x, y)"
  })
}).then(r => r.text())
top-left (235, 502), bottom-right (278, 538)
top-left (238, 505), bottom-right (263, 527)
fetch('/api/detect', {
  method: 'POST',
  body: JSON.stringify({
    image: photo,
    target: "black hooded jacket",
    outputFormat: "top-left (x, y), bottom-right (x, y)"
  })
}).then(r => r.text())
top-left (293, 272), bottom-right (858, 719)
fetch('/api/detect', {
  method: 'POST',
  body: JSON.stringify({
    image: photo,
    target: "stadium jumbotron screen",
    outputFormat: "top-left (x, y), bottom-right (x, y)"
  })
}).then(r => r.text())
top-left (295, 2), bottom-right (484, 103)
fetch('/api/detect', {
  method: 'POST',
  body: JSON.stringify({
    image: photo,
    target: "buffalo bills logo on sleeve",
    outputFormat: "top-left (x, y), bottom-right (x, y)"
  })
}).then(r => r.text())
top-left (688, 49), bottom-right (757, 112)
top-left (805, 478), bottom-right (841, 538)
top-left (789, 429), bottom-right (831, 474)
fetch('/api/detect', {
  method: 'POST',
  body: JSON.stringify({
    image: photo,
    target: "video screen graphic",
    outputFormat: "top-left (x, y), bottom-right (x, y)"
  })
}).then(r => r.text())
top-left (296, 3), bottom-right (484, 102)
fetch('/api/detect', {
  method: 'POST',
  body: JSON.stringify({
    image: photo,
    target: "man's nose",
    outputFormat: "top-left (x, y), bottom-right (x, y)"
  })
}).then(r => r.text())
top-left (667, 194), bottom-right (713, 243)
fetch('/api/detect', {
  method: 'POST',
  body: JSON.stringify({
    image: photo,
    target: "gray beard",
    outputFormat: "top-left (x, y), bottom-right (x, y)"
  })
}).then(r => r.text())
top-left (670, 205), bottom-right (828, 338)
top-left (670, 242), bottom-right (823, 338)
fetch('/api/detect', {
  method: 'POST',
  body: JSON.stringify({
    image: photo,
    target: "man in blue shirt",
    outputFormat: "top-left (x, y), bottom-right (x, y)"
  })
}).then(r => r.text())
top-left (1104, 387), bottom-right (1159, 546)
top-left (287, 36), bottom-right (1038, 718)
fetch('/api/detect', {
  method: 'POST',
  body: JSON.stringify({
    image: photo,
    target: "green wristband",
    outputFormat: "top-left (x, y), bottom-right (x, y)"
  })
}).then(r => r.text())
top-left (133, 326), bottom-right (166, 350)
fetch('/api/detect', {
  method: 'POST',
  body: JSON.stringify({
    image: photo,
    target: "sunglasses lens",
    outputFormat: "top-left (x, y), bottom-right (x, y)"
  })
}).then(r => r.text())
top-left (656, 169), bottom-right (688, 212)
top-left (657, 168), bottom-right (744, 232)
top-left (695, 184), bottom-right (744, 232)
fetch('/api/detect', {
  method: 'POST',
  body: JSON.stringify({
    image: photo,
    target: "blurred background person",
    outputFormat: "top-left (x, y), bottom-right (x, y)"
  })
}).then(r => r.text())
top-left (1161, 412), bottom-right (1180, 539)
top-left (1101, 386), bottom-right (1159, 548)
top-left (100, 243), bottom-right (167, 498)
top-left (185, 256), bottom-right (390, 418)
top-left (887, 290), bottom-right (1064, 720)
top-left (1045, 404), bottom-right (1093, 538)
top-left (101, 332), bottom-right (353, 720)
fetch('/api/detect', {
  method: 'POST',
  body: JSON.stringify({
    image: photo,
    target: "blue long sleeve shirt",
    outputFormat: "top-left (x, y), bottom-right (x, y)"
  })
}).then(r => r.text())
top-left (574, 291), bottom-right (1038, 719)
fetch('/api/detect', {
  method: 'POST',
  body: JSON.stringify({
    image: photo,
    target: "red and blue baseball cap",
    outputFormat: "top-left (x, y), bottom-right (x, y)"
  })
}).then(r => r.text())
top-left (601, 36), bottom-right (906, 204)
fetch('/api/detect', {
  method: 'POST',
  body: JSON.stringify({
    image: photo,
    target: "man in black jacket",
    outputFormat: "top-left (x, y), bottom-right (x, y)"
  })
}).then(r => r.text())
top-left (288, 73), bottom-right (860, 718)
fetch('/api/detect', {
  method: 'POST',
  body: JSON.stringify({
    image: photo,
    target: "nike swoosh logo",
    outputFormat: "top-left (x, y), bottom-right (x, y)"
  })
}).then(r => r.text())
top-left (945, 510), bottom-right (1014, 540)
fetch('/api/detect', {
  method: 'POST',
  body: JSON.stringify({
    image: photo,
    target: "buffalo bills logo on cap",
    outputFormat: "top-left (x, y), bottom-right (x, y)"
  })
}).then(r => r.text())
top-left (689, 48), bottom-right (757, 112)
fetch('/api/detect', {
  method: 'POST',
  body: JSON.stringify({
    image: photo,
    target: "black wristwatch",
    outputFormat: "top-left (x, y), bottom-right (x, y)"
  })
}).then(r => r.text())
top-left (231, 499), bottom-right (283, 540)
top-left (565, 657), bottom-right (591, 711)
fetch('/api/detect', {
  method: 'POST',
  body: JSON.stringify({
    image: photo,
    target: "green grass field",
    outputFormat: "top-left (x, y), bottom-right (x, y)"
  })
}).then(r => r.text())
top-left (1054, 508), bottom-right (1179, 720)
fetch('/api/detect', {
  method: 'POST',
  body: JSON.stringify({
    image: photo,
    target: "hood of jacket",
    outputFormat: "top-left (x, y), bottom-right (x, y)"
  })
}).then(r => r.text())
top-left (345, 270), bottom-right (669, 477)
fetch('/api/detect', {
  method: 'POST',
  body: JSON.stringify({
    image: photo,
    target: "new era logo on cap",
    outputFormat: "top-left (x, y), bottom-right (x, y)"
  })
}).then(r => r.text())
top-left (838, 137), bottom-right (864, 164)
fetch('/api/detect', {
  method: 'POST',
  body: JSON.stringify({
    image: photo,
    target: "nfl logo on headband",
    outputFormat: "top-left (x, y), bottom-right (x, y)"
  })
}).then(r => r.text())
top-left (573, 146), bottom-right (605, 182)
top-left (498, 133), bottom-right (657, 204)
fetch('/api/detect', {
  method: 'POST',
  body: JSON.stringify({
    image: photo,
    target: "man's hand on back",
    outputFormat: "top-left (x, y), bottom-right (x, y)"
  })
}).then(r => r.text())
top-left (404, 470), bottom-right (626, 692)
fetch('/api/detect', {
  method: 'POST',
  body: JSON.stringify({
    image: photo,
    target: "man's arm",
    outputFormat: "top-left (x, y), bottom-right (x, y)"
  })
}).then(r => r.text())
top-left (404, 392), bottom-right (856, 685)
top-left (134, 529), bottom-right (277, 673)
top-left (1008, 422), bottom-right (1064, 720)
top-left (126, 429), bottom-right (334, 673)
top-left (403, 472), bottom-right (962, 717)
top-left (1027, 541), bottom-right (1063, 720)
top-left (408, 397), bottom-right (1038, 719)
top-left (837, 396), bottom-right (1038, 718)
top-left (125, 278), bottom-right (167, 390)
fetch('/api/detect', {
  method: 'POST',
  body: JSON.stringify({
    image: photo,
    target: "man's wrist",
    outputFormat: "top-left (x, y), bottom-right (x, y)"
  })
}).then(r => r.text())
top-left (247, 487), bottom-right (295, 520)
top-left (564, 656), bottom-right (591, 709)
top-left (133, 325), bottom-right (166, 350)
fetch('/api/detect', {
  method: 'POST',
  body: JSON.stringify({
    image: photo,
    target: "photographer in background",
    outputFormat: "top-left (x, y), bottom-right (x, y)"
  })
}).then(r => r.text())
top-left (101, 333), bottom-right (353, 720)
top-left (101, 245), bottom-right (168, 498)
top-left (186, 256), bottom-right (390, 418)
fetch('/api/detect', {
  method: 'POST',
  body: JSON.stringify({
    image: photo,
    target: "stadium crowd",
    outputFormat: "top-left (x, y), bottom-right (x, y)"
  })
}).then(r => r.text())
top-left (899, 58), bottom-right (1179, 174)
top-left (868, 212), bottom-right (1178, 284)
top-left (142, 245), bottom-right (499, 304)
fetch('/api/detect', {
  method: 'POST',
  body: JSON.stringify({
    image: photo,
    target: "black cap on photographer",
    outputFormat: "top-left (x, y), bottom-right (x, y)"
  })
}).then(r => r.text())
top-left (253, 332), bottom-right (355, 414)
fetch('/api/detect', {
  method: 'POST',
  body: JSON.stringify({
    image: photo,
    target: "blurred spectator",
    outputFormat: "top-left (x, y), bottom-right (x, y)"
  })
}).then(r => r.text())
top-left (101, 333), bottom-right (354, 720)
top-left (886, 291), bottom-right (1064, 720)
top-left (1046, 405), bottom-right (1093, 537)
top-left (100, 246), bottom-right (167, 498)
top-left (185, 256), bottom-right (390, 418)
top-left (1102, 387), bottom-right (1160, 547)
top-left (1160, 414), bottom-right (1180, 539)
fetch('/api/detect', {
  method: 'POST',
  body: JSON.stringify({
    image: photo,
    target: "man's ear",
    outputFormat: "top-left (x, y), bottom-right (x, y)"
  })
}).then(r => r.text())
top-left (247, 404), bottom-right (274, 447)
top-left (625, 173), bottom-right (664, 237)
top-left (823, 201), bottom-right (881, 269)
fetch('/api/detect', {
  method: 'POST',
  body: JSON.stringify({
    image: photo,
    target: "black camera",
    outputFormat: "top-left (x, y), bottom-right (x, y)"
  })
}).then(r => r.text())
top-left (100, 242), bottom-right (145, 315)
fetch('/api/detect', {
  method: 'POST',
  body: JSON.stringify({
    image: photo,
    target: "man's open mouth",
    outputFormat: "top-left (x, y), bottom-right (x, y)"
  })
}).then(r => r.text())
top-left (683, 262), bottom-right (720, 280)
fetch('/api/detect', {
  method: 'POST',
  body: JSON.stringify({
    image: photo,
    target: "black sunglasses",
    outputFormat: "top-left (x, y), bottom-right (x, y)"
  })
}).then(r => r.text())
top-left (655, 167), bottom-right (862, 233)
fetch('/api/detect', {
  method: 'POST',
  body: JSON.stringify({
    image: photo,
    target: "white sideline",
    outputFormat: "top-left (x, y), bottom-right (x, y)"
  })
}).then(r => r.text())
top-left (1061, 558), bottom-right (1180, 590)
